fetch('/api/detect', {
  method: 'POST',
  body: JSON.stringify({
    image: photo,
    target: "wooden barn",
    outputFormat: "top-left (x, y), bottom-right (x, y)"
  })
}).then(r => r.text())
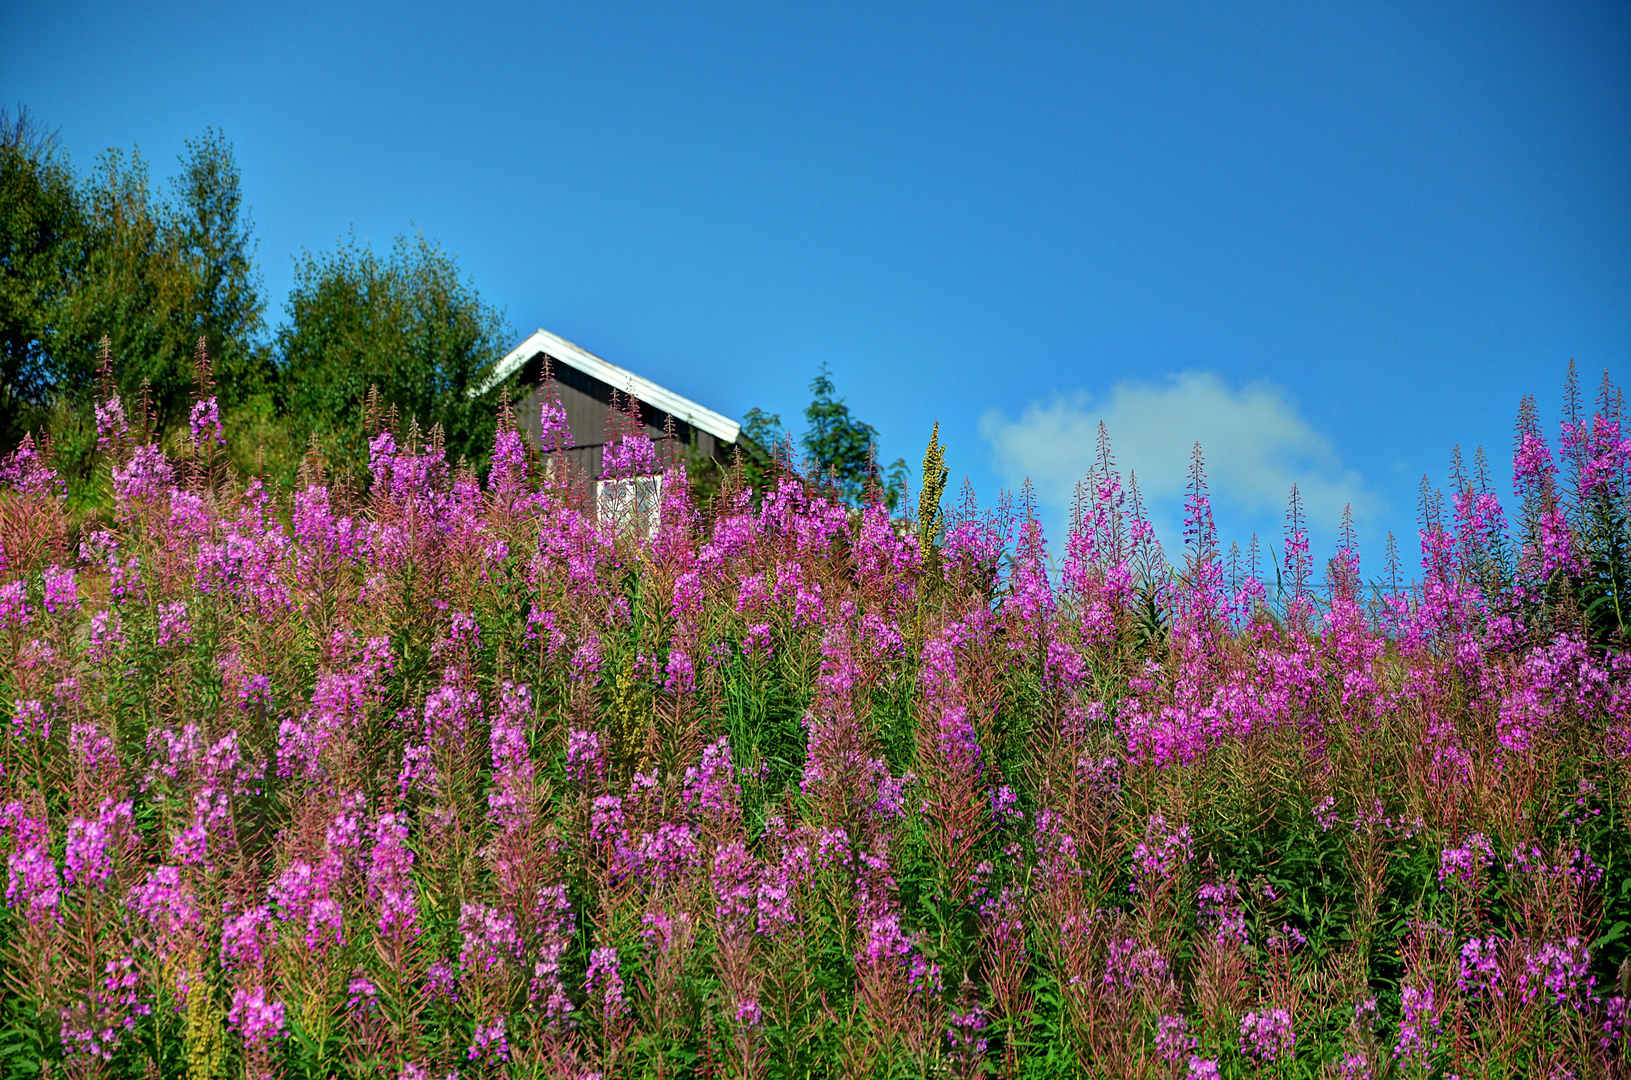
top-left (477, 328), bottom-right (743, 479)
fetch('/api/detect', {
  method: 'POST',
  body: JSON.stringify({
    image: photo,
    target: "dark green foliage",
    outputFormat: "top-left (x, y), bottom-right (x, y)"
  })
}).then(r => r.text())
top-left (740, 407), bottom-right (787, 458)
top-left (54, 130), bottom-right (267, 426)
top-left (1577, 483), bottom-right (1629, 653)
top-left (0, 113), bottom-right (270, 493)
top-left (720, 651), bottom-right (809, 835)
top-left (0, 108), bottom-right (81, 447)
top-left (799, 365), bottom-right (908, 509)
top-left (275, 232), bottom-right (512, 475)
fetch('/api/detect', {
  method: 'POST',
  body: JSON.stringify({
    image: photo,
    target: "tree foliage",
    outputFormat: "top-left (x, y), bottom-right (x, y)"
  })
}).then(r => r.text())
top-left (275, 232), bottom-right (512, 472)
top-left (799, 364), bottom-right (907, 508)
top-left (0, 111), bottom-right (268, 485)
top-left (0, 108), bottom-right (80, 444)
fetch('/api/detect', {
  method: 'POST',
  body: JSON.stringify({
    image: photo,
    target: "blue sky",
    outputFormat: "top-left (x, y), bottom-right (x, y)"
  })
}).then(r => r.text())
top-left (4, 1), bottom-right (1628, 576)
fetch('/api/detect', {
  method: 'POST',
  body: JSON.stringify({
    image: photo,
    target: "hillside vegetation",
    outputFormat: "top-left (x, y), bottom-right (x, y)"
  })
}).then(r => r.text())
top-left (0, 358), bottom-right (1628, 1078)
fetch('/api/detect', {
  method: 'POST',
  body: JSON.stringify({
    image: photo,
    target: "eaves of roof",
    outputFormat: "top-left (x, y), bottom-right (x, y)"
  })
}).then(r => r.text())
top-left (473, 329), bottom-right (741, 445)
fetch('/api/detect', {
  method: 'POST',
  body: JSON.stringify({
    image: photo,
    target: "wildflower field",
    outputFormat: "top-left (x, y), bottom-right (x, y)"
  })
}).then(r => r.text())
top-left (2, 357), bottom-right (1630, 1080)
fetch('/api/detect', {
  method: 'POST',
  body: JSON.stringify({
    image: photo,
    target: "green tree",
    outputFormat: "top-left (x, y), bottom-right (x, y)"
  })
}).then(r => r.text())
top-left (0, 115), bottom-right (269, 486)
top-left (275, 232), bottom-right (513, 472)
top-left (800, 364), bottom-right (907, 508)
top-left (165, 129), bottom-right (268, 409)
top-left (0, 107), bottom-right (84, 446)
top-left (741, 406), bottom-right (787, 456)
top-left (55, 131), bottom-right (267, 422)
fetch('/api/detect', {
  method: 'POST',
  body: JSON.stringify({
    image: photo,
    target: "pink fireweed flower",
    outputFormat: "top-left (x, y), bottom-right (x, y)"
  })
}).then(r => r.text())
top-left (0, 579), bottom-right (28, 630)
top-left (468, 1016), bottom-right (510, 1064)
top-left (735, 999), bottom-right (764, 1030)
top-left (1266, 923), bottom-right (1307, 956)
top-left (664, 647), bottom-right (696, 695)
top-left (756, 856), bottom-right (799, 936)
top-left (1103, 936), bottom-right (1169, 993)
top-left (742, 622), bottom-right (774, 659)
top-left (1005, 511), bottom-right (1055, 644)
top-left (487, 682), bottom-right (535, 833)
top-left (94, 395), bottom-right (129, 448)
top-left (6, 831), bottom-right (61, 923)
top-left (1197, 879), bottom-right (1247, 946)
top-left (369, 814), bottom-right (420, 940)
top-left (566, 728), bottom-right (604, 785)
top-left (633, 822), bottom-right (701, 883)
top-left (422, 680), bottom-right (480, 747)
top-left (1339, 1051), bottom-right (1373, 1080)
top-left (640, 908), bottom-right (695, 954)
top-left (65, 798), bottom-right (133, 888)
top-left (934, 703), bottom-right (983, 777)
top-left (602, 429), bottom-right (656, 478)
top-left (1156, 1014), bottom-right (1197, 1063)
top-left (87, 609), bottom-right (125, 662)
top-left (488, 418), bottom-right (530, 502)
top-left (396, 743), bottom-right (433, 796)
top-left (220, 905), bottom-right (274, 973)
top-left (129, 866), bottom-right (199, 962)
top-left (70, 721), bottom-right (117, 776)
top-left (189, 397), bottom-right (224, 445)
top-left (942, 517), bottom-right (1005, 577)
top-left (458, 903), bottom-right (522, 973)
top-left (671, 570), bottom-right (704, 619)
top-left (425, 960), bottom-right (458, 1002)
top-left (946, 1006), bottom-right (988, 1061)
top-left (683, 737), bottom-right (740, 823)
top-left (859, 911), bottom-right (913, 968)
top-left (1239, 1008), bottom-right (1295, 1063)
top-left (530, 884), bottom-right (576, 1018)
top-left (58, 955), bottom-right (149, 1061)
top-left (41, 565), bottom-right (78, 614)
top-left (712, 841), bottom-right (760, 934)
top-left (1603, 996), bottom-right (1630, 1051)
top-left (0, 434), bottom-right (62, 497)
top-left (586, 946), bottom-right (629, 1020)
top-left (1131, 813), bottom-right (1193, 888)
top-left (227, 986), bottom-right (287, 1048)
top-left (112, 444), bottom-right (174, 509)
top-left (570, 637), bottom-right (604, 682)
top-left (1392, 982), bottom-right (1440, 1066)
top-left (156, 602), bottom-right (193, 649)
top-left (10, 698), bottom-right (47, 741)
top-left (346, 976), bottom-right (379, 1013)
top-left (269, 858), bottom-right (346, 952)
top-left (871, 761), bottom-right (915, 822)
top-left (1519, 937), bottom-right (1595, 1006)
top-left (589, 795), bottom-right (627, 849)
top-left (908, 950), bottom-right (943, 996)
top-left (1313, 795), bottom-right (1340, 831)
top-left (1458, 936), bottom-right (1502, 998)
top-left (537, 393), bottom-right (573, 452)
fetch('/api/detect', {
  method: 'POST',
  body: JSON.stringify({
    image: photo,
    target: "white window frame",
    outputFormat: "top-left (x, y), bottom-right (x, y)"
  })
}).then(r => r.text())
top-left (596, 474), bottom-right (663, 540)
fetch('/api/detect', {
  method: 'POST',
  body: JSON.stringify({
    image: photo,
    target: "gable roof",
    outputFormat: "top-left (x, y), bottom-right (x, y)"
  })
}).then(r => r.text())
top-left (476, 328), bottom-right (742, 444)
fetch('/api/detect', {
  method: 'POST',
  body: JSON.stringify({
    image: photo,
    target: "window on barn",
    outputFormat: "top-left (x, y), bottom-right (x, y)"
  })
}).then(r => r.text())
top-left (596, 474), bottom-right (662, 540)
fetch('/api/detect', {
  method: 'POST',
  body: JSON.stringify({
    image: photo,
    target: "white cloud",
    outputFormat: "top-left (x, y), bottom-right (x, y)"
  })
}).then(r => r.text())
top-left (979, 372), bottom-right (1376, 537)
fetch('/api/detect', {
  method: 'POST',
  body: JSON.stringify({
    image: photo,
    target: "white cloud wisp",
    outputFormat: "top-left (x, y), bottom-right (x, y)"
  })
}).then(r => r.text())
top-left (979, 372), bottom-right (1376, 544)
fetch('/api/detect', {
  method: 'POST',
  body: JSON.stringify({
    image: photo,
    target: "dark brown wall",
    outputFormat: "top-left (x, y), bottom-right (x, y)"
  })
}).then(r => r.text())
top-left (511, 349), bottom-right (730, 477)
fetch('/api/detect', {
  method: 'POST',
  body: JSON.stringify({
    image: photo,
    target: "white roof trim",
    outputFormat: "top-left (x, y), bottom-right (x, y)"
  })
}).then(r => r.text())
top-left (475, 329), bottom-right (741, 444)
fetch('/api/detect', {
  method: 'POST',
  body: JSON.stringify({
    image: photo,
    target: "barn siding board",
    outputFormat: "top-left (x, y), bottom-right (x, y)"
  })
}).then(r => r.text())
top-left (510, 347), bottom-right (734, 479)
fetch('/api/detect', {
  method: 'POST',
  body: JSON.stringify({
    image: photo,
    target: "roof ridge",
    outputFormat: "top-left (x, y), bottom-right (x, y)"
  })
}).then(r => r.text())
top-left (474, 329), bottom-right (742, 445)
